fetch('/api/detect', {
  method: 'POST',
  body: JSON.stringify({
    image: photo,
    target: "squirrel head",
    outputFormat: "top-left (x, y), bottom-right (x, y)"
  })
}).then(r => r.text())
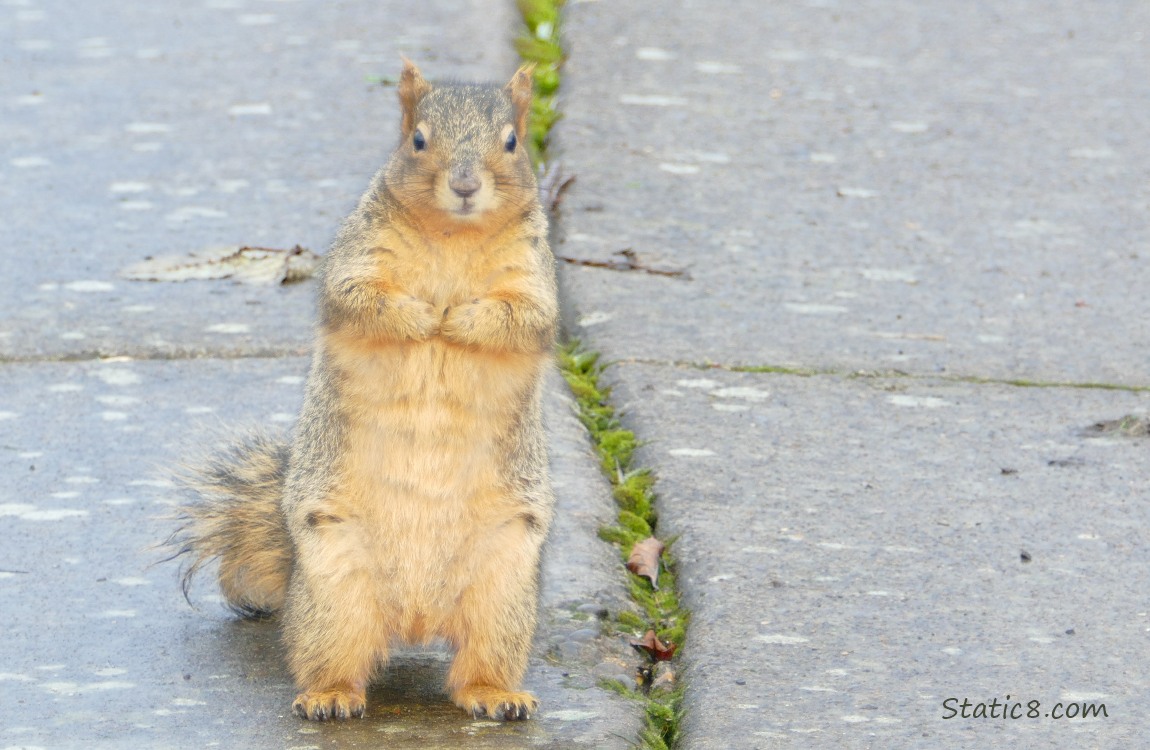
top-left (385, 59), bottom-right (537, 226)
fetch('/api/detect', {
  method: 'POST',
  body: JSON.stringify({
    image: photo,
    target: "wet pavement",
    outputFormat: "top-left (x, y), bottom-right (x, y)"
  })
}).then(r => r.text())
top-left (0, 0), bottom-right (644, 747)
top-left (557, 0), bottom-right (1150, 386)
top-left (0, 359), bottom-right (641, 749)
top-left (557, 0), bottom-right (1150, 747)
top-left (607, 364), bottom-right (1150, 746)
top-left (5, 0), bottom-right (1150, 747)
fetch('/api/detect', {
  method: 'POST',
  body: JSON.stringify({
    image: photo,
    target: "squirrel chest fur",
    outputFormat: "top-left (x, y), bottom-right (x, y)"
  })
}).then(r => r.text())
top-left (170, 61), bottom-right (558, 723)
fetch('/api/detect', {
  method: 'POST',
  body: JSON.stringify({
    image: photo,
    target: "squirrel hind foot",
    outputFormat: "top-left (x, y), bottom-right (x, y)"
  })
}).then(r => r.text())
top-left (292, 686), bottom-right (367, 721)
top-left (452, 686), bottom-right (538, 721)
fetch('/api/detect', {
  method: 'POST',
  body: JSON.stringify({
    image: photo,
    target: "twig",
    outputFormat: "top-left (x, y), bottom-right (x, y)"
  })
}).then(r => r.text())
top-left (556, 248), bottom-right (691, 279)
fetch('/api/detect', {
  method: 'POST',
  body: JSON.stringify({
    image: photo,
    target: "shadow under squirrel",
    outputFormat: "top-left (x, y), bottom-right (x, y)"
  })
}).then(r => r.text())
top-left (167, 60), bottom-right (559, 722)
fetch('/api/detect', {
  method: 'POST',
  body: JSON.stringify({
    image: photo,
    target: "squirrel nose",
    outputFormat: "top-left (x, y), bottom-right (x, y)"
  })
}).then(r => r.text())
top-left (449, 170), bottom-right (481, 199)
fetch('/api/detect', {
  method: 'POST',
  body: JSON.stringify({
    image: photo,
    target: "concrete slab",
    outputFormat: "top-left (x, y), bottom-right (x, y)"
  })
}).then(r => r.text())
top-left (0, 357), bottom-right (643, 749)
top-left (608, 362), bottom-right (1150, 747)
top-left (0, 0), bottom-right (518, 360)
top-left (557, 0), bottom-right (1150, 386)
top-left (0, 0), bottom-right (649, 745)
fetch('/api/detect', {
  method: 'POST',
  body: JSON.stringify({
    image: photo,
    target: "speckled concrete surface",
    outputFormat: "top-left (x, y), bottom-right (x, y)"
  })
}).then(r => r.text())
top-left (555, 0), bottom-right (1150, 747)
top-left (0, 359), bottom-right (642, 749)
top-left (556, 0), bottom-right (1150, 386)
top-left (0, 0), bottom-right (513, 360)
top-left (8, 0), bottom-right (1149, 747)
top-left (607, 363), bottom-right (1150, 747)
top-left (0, 0), bottom-right (646, 746)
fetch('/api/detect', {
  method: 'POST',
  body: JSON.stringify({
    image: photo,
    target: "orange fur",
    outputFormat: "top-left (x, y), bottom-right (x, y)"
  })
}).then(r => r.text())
top-left (170, 62), bottom-right (558, 722)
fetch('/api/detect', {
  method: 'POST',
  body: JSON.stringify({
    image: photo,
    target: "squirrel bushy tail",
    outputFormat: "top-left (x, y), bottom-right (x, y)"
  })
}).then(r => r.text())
top-left (169, 433), bottom-right (293, 618)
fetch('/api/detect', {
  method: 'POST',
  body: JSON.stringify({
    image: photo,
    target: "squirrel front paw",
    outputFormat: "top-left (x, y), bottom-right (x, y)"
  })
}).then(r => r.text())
top-left (439, 298), bottom-right (488, 345)
top-left (385, 294), bottom-right (441, 340)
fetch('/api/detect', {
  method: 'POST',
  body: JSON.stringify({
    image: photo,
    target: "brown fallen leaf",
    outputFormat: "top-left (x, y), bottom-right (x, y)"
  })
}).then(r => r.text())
top-left (626, 536), bottom-right (664, 589)
top-left (629, 629), bottom-right (677, 662)
top-left (121, 244), bottom-right (321, 285)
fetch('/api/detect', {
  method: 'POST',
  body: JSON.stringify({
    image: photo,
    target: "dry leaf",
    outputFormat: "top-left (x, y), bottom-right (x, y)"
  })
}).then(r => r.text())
top-left (629, 629), bottom-right (677, 662)
top-left (626, 536), bottom-right (664, 589)
top-left (121, 245), bottom-right (321, 285)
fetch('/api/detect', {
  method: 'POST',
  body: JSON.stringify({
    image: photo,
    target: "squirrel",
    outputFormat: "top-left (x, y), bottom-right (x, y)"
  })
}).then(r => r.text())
top-left (167, 60), bottom-right (559, 723)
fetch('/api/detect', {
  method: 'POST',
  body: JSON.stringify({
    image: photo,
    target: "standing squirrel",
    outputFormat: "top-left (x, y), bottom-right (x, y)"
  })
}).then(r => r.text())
top-left (168, 60), bottom-right (559, 722)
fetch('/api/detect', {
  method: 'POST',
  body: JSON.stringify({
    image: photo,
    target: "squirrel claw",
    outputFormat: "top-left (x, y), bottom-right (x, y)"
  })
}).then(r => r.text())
top-left (497, 701), bottom-right (531, 721)
top-left (292, 688), bottom-right (366, 721)
top-left (453, 687), bottom-right (537, 722)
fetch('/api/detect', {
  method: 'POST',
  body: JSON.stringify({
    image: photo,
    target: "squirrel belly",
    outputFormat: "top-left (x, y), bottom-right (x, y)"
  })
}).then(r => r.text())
top-left (167, 59), bottom-right (558, 723)
top-left (292, 334), bottom-right (554, 640)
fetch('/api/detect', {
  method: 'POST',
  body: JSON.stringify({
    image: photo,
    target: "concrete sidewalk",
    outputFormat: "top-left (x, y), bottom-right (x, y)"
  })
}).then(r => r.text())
top-left (6, 0), bottom-right (1149, 748)
top-left (0, 1), bottom-right (642, 747)
top-left (557, 0), bottom-right (1149, 747)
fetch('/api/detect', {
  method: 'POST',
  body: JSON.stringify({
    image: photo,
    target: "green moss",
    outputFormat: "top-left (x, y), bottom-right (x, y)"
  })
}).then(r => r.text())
top-left (640, 729), bottom-right (670, 750)
top-left (731, 363), bottom-right (820, 376)
top-left (558, 345), bottom-right (601, 374)
top-left (515, 37), bottom-right (563, 65)
top-left (598, 524), bottom-right (636, 547)
top-left (517, 0), bottom-right (559, 27)
top-left (519, 0), bottom-right (685, 742)
top-left (688, 357), bottom-right (1150, 393)
top-left (599, 676), bottom-right (642, 699)
top-left (645, 699), bottom-right (676, 726)
top-left (614, 469), bottom-right (656, 520)
top-left (617, 609), bottom-right (648, 633)
top-left (618, 510), bottom-right (652, 538)
top-left (557, 341), bottom-right (688, 749)
top-left (597, 429), bottom-right (638, 474)
top-left (642, 686), bottom-right (686, 749)
top-left (953, 375), bottom-right (1150, 392)
top-left (514, 0), bottom-right (566, 165)
top-left (562, 373), bottom-right (601, 403)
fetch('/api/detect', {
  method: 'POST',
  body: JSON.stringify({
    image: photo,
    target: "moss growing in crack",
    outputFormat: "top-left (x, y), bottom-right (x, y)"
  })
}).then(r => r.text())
top-left (599, 677), bottom-right (642, 699)
top-left (641, 687), bottom-right (685, 750)
top-left (597, 429), bottom-right (638, 475)
top-left (598, 524), bottom-right (636, 547)
top-left (731, 363), bottom-right (821, 376)
top-left (520, 0), bottom-right (685, 742)
top-left (618, 509), bottom-right (652, 538)
top-left (614, 468), bottom-right (655, 508)
top-left (515, 0), bottom-right (566, 166)
top-left (952, 375), bottom-right (1150, 392)
top-left (725, 359), bottom-right (1150, 393)
top-left (616, 609), bottom-right (648, 632)
top-left (557, 340), bottom-right (688, 749)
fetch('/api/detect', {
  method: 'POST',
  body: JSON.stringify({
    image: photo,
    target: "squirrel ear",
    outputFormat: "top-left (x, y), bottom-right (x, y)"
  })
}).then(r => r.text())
top-left (398, 57), bottom-right (432, 133)
top-left (504, 64), bottom-right (535, 136)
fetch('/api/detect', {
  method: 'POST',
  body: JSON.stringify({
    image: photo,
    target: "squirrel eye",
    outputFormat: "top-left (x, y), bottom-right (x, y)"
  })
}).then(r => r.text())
top-left (504, 131), bottom-right (517, 153)
top-left (413, 130), bottom-right (427, 151)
